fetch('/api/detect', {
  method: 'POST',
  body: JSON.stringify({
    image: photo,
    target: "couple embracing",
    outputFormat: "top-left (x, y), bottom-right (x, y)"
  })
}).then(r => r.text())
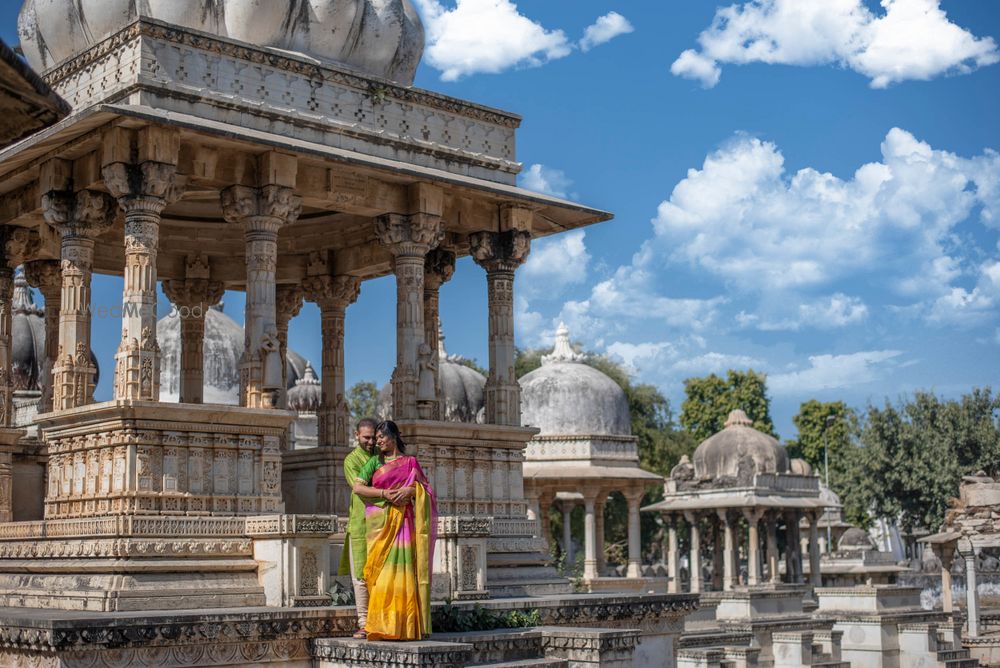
top-left (339, 418), bottom-right (437, 641)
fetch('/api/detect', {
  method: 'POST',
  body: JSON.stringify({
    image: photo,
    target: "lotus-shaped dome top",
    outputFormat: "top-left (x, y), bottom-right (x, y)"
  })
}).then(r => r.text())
top-left (692, 409), bottom-right (789, 481)
top-left (18, 0), bottom-right (424, 85)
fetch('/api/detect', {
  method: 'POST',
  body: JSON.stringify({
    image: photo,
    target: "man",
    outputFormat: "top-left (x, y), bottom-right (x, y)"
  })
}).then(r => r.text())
top-left (341, 417), bottom-right (377, 637)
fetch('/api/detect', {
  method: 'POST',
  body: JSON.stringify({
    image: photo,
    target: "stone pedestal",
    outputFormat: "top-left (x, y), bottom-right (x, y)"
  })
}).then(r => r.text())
top-left (39, 401), bottom-right (291, 518)
top-left (435, 515), bottom-right (491, 600)
top-left (247, 514), bottom-right (336, 607)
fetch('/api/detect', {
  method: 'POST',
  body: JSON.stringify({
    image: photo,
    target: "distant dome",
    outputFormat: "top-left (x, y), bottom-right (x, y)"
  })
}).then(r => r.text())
top-left (838, 527), bottom-right (877, 553)
top-left (790, 458), bottom-right (813, 476)
top-left (378, 329), bottom-right (485, 423)
top-left (11, 270), bottom-right (98, 391)
top-left (287, 362), bottom-right (321, 413)
top-left (519, 323), bottom-right (630, 437)
top-left (819, 483), bottom-right (842, 508)
top-left (692, 409), bottom-right (788, 481)
top-left (158, 304), bottom-right (314, 404)
top-left (18, 0), bottom-right (424, 85)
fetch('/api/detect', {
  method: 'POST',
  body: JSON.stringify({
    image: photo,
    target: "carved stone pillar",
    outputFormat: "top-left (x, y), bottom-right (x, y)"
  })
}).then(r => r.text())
top-left (966, 549), bottom-right (980, 637)
top-left (743, 508), bottom-right (763, 586)
top-left (41, 189), bottom-right (116, 410)
top-left (807, 511), bottom-right (822, 587)
top-left (666, 514), bottom-right (680, 593)
top-left (302, 273), bottom-right (361, 446)
top-left (470, 227), bottom-right (530, 426)
top-left (685, 511), bottom-right (702, 593)
top-left (423, 248), bottom-right (455, 420)
top-left (275, 285), bottom-right (304, 408)
top-left (718, 510), bottom-right (736, 591)
top-left (221, 185), bottom-right (301, 408)
top-left (624, 488), bottom-right (644, 578)
top-left (561, 502), bottom-right (574, 568)
top-left (24, 260), bottom-right (62, 413)
top-left (0, 233), bottom-right (21, 426)
top-left (766, 511), bottom-right (780, 584)
top-left (595, 493), bottom-right (607, 576)
top-left (161, 256), bottom-right (224, 404)
top-left (374, 213), bottom-right (443, 420)
top-left (103, 136), bottom-right (179, 403)
top-left (583, 493), bottom-right (598, 580)
top-left (937, 543), bottom-right (955, 613)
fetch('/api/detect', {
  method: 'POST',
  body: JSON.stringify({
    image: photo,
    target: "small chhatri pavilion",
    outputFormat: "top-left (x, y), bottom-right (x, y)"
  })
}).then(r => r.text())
top-left (644, 409), bottom-right (828, 593)
top-left (521, 323), bottom-right (662, 588)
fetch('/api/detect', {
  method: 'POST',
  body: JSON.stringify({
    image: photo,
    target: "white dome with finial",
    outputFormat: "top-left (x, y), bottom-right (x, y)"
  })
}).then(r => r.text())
top-left (692, 409), bottom-right (789, 481)
top-left (519, 323), bottom-right (631, 437)
top-left (18, 0), bottom-right (425, 85)
top-left (287, 361), bottom-right (322, 413)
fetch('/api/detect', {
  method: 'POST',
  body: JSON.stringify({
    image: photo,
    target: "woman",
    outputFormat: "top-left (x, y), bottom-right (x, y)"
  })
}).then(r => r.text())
top-left (351, 420), bottom-right (436, 641)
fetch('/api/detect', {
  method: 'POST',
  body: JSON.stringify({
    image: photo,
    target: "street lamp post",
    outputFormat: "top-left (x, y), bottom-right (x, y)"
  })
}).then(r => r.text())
top-left (823, 415), bottom-right (836, 552)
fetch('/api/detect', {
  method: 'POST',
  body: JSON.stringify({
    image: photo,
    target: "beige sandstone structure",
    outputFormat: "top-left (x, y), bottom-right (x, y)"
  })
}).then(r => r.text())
top-left (0, 1), bottom-right (703, 667)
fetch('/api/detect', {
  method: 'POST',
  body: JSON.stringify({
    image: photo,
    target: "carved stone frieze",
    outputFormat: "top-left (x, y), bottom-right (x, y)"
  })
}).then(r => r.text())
top-left (41, 190), bottom-right (117, 239)
top-left (374, 213), bottom-right (444, 258)
top-left (221, 185), bottom-right (302, 232)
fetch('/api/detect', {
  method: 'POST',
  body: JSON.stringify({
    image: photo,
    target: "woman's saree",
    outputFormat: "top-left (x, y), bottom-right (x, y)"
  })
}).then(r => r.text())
top-left (363, 455), bottom-right (437, 641)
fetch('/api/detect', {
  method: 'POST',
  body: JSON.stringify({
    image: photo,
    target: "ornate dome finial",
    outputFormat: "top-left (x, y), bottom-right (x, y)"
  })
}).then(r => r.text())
top-left (542, 322), bottom-right (583, 365)
top-left (287, 361), bottom-right (321, 412)
top-left (438, 326), bottom-right (448, 359)
top-left (724, 409), bottom-right (753, 428)
top-left (12, 268), bottom-right (41, 316)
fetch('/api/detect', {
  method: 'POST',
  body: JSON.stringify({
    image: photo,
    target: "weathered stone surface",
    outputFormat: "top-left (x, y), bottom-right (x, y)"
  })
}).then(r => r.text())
top-left (18, 0), bottom-right (424, 85)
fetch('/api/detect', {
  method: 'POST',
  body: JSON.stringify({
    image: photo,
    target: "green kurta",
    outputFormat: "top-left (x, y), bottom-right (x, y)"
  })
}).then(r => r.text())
top-left (338, 446), bottom-right (375, 576)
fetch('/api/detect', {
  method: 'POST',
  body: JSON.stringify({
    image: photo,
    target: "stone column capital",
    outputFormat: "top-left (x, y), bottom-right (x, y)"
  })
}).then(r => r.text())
top-left (302, 274), bottom-right (361, 310)
top-left (469, 229), bottom-right (531, 272)
top-left (742, 507), bottom-right (765, 522)
top-left (162, 278), bottom-right (225, 309)
top-left (374, 212), bottom-right (444, 257)
top-left (2, 227), bottom-right (42, 268)
top-left (23, 259), bottom-right (61, 292)
top-left (424, 248), bottom-right (456, 289)
top-left (102, 161), bottom-right (181, 215)
top-left (221, 185), bottom-right (302, 231)
top-left (276, 285), bottom-right (305, 322)
top-left (41, 189), bottom-right (117, 239)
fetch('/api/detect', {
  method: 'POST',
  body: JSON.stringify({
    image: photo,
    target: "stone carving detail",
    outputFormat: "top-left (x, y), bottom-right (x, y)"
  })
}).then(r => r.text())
top-left (41, 189), bottom-right (116, 410)
top-left (43, 413), bottom-right (286, 518)
top-left (19, 0), bottom-right (426, 86)
top-left (461, 544), bottom-right (478, 591)
top-left (300, 549), bottom-right (319, 597)
top-left (375, 213), bottom-right (443, 420)
top-left (470, 227), bottom-right (532, 426)
top-left (222, 184), bottom-right (301, 408)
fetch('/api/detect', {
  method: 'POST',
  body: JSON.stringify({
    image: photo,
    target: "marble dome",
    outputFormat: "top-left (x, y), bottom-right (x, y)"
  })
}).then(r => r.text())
top-left (692, 409), bottom-right (789, 481)
top-left (18, 0), bottom-right (425, 85)
top-left (519, 323), bottom-right (631, 437)
top-left (157, 303), bottom-right (312, 404)
top-left (838, 527), bottom-right (877, 553)
top-left (378, 330), bottom-right (485, 423)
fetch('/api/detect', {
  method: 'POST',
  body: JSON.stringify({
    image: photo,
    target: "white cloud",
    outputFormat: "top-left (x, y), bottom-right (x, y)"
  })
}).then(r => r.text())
top-left (414, 2), bottom-right (634, 80)
top-left (769, 350), bottom-right (903, 394)
top-left (580, 12), bottom-right (634, 52)
top-left (927, 260), bottom-right (1000, 327)
top-left (415, 0), bottom-right (573, 80)
top-left (606, 340), bottom-right (762, 381)
top-left (672, 0), bottom-right (999, 88)
top-left (738, 293), bottom-right (868, 330)
top-left (520, 230), bottom-right (590, 297)
top-left (514, 294), bottom-right (545, 345)
top-left (652, 129), bottom-right (1000, 321)
top-left (519, 163), bottom-right (573, 199)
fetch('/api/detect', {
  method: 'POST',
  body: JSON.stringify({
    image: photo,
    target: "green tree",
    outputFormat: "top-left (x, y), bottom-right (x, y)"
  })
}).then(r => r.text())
top-left (680, 369), bottom-right (776, 443)
top-left (786, 400), bottom-right (856, 474)
top-left (839, 389), bottom-right (1000, 532)
top-left (347, 381), bottom-right (379, 424)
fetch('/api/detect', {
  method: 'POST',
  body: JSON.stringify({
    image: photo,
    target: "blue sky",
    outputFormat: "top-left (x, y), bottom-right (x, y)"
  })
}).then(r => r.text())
top-left (4, 1), bottom-right (999, 439)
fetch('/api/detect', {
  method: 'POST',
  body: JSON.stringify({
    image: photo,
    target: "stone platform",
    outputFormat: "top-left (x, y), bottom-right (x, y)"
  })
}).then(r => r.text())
top-left (0, 592), bottom-right (698, 668)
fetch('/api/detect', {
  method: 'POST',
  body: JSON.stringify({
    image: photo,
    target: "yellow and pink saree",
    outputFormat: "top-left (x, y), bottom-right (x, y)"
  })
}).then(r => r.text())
top-left (361, 455), bottom-right (436, 641)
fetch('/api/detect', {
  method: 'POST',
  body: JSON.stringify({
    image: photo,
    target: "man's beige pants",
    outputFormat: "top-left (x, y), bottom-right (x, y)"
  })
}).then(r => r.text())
top-left (348, 538), bottom-right (369, 628)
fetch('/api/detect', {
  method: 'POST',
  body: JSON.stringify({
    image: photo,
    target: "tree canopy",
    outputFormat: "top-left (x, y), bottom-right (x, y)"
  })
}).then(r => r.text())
top-left (680, 369), bottom-right (777, 443)
top-left (347, 381), bottom-right (379, 425)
